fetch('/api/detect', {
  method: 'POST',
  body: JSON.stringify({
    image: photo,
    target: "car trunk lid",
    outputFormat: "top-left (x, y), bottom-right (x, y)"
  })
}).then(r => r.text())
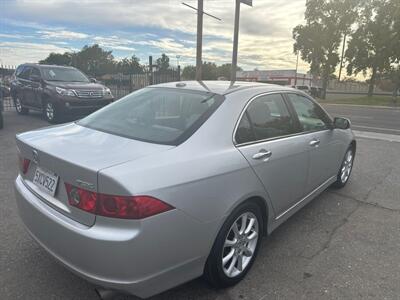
top-left (16, 122), bottom-right (173, 226)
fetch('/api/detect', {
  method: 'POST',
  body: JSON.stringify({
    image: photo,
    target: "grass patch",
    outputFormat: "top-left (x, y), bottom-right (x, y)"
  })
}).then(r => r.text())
top-left (318, 95), bottom-right (399, 106)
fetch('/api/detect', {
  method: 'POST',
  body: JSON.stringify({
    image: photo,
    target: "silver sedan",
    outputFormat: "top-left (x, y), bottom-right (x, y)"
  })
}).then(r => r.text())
top-left (14, 81), bottom-right (355, 298)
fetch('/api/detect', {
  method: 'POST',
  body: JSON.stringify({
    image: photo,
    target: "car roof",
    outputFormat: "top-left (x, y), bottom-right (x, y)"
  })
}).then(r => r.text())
top-left (19, 63), bottom-right (75, 69)
top-left (154, 81), bottom-right (295, 96)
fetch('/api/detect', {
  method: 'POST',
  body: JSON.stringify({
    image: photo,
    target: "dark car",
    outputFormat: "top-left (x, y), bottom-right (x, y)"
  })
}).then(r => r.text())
top-left (10, 64), bottom-right (114, 123)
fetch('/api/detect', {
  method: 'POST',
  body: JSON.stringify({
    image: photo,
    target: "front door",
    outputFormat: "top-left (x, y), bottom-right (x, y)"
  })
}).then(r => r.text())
top-left (235, 93), bottom-right (309, 216)
top-left (286, 93), bottom-right (341, 193)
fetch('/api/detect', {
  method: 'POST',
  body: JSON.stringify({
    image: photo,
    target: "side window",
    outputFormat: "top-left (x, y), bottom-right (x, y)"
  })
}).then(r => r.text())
top-left (235, 93), bottom-right (295, 144)
top-left (287, 94), bottom-right (331, 132)
top-left (19, 67), bottom-right (32, 80)
top-left (30, 68), bottom-right (41, 79)
top-left (15, 66), bottom-right (25, 78)
top-left (235, 113), bottom-right (256, 144)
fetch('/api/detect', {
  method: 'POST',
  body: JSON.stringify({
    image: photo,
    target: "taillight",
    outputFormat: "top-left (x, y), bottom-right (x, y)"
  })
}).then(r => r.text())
top-left (65, 183), bottom-right (174, 219)
top-left (18, 156), bottom-right (31, 174)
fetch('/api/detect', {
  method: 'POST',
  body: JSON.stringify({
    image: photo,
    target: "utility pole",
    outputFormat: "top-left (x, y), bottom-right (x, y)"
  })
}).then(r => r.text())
top-left (231, 0), bottom-right (252, 82)
top-left (338, 34), bottom-right (347, 82)
top-left (295, 50), bottom-right (299, 86)
top-left (196, 0), bottom-right (203, 81)
top-left (182, 2), bottom-right (221, 81)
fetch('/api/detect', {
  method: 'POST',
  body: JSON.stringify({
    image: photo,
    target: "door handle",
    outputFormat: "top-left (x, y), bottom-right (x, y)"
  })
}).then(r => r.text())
top-left (252, 149), bottom-right (272, 160)
top-left (309, 139), bottom-right (321, 147)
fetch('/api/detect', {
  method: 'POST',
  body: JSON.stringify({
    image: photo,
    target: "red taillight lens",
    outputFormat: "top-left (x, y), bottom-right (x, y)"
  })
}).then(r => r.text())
top-left (65, 183), bottom-right (174, 219)
top-left (18, 156), bottom-right (31, 174)
top-left (65, 183), bottom-right (97, 213)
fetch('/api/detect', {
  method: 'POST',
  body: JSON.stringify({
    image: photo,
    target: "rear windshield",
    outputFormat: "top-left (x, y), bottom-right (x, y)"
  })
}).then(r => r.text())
top-left (41, 67), bottom-right (90, 82)
top-left (78, 87), bottom-right (224, 145)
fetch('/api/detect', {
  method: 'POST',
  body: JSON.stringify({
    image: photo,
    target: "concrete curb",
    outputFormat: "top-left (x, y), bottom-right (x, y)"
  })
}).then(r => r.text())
top-left (321, 103), bottom-right (400, 110)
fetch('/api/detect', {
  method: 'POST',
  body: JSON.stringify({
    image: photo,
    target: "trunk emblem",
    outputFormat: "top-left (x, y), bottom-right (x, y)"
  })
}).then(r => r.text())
top-left (70, 187), bottom-right (81, 205)
top-left (32, 149), bottom-right (39, 164)
top-left (76, 180), bottom-right (95, 190)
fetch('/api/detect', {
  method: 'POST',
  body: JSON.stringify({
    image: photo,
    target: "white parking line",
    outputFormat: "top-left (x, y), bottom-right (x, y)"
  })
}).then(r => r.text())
top-left (353, 130), bottom-right (400, 143)
top-left (352, 125), bottom-right (400, 133)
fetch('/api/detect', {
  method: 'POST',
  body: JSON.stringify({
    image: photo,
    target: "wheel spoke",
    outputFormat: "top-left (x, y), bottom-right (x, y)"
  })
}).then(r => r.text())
top-left (227, 255), bottom-right (238, 275)
top-left (244, 218), bottom-right (255, 235)
top-left (224, 239), bottom-right (237, 248)
top-left (237, 254), bottom-right (243, 271)
top-left (222, 248), bottom-right (235, 266)
top-left (247, 231), bottom-right (258, 241)
top-left (240, 213), bottom-right (247, 234)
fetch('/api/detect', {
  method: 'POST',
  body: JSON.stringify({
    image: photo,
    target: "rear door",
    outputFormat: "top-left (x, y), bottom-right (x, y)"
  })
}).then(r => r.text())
top-left (29, 67), bottom-right (43, 108)
top-left (285, 93), bottom-right (342, 193)
top-left (235, 93), bottom-right (309, 217)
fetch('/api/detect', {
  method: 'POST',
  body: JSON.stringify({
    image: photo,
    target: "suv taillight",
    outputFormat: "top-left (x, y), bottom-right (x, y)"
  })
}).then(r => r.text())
top-left (65, 183), bottom-right (174, 219)
top-left (18, 155), bottom-right (31, 174)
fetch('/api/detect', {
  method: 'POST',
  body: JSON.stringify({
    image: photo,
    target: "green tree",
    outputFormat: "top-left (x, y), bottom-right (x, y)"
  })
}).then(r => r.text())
top-left (293, 0), bottom-right (360, 99)
top-left (156, 54), bottom-right (170, 71)
top-left (216, 63), bottom-right (242, 80)
top-left (72, 44), bottom-right (115, 77)
top-left (201, 62), bottom-right (218, 80)
top-left (345, 0), bottom-right (394, 97)
top-left (117, 55), bottom-right (144, 74)
top-left (182, 65), bottom-right (196, 80)
top-left (39, 53), bottom-right (72, 66)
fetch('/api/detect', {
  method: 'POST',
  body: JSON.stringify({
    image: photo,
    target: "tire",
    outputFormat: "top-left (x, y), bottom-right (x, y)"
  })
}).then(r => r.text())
top-left (43, 101), bottom-right (59, 123)
top-left (0, 111), bottom-right (3, 129)
top-left (14, 97), bottom-right (29, 115)
top-left (204, 201), bottom-right (264, 288)
top-left (332, 146), bottom-right (355, 189)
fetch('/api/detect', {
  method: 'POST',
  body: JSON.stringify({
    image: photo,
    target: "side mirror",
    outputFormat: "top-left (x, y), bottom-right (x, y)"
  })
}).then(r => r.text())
top-left (334, 117), bottom-right (351, 130)
top-left (90, 78), bottom-right (97, 83)
top-left (30, 74), bottom-right (41, 82)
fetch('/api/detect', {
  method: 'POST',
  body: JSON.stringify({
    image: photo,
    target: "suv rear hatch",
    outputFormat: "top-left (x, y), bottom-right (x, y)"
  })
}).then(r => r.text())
top-left (16, 123), bottom-right (173, 226)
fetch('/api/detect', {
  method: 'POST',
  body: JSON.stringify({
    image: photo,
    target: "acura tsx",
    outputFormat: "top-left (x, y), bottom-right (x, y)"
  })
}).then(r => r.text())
top-left (14, 81), bottom-right (355, 298)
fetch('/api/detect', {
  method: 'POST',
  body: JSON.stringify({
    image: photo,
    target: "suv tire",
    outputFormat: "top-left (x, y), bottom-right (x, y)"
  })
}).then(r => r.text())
top-left (43, 101), bottom-right (59, 123)
top-left (14, 97), bottom-right (29, 115)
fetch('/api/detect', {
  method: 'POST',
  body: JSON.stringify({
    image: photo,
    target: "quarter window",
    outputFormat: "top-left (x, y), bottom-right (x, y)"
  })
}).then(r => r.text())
top-left (235, 94), bottom-right (295, 144)
top-left (287, 94), bottom-right (331, 132)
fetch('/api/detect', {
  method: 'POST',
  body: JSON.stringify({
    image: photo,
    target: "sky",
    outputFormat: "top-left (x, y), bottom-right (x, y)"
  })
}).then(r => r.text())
top-left (0, 0), bottom-right (310, 72)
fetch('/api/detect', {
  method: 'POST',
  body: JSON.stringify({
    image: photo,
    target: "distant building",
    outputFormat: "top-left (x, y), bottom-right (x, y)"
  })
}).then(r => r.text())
top-left (236, 69), bottom-right (319, 87)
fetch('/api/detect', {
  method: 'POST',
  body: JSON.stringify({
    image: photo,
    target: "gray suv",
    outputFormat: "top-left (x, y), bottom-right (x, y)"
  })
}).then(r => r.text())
top-left (11, 64), bottom-right (114, 123)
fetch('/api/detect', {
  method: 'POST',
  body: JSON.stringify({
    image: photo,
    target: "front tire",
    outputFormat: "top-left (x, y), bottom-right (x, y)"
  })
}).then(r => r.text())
top-left (14, 97), bottom-right (29, 115)
top-left (43, 101), bottom-right (59, 123)
top-left (204, 201), bottom-right (263, 288)
top-left (332, 146), bottom-right (355, 188)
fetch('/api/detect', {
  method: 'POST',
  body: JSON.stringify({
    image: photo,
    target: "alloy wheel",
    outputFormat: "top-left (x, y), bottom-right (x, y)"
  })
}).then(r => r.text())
top-left (46, 103), bottom-right (54, 121)
top-left (222, 212), bottom-right (259, 278)
top-left (15, 98), bottom-right (22, 112)
top-left (340, 150), bottom-right (353, 183)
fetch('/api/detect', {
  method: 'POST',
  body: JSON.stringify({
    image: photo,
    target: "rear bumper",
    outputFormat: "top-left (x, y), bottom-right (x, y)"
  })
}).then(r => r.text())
top-left (14, 175), bottom-right (214, 298)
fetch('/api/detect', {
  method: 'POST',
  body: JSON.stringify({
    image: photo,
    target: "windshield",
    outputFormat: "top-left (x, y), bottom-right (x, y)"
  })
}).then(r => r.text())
top-left (78, 87), bottom-right (224, 145)
top-left (41, 67), bottom-right (90, 82)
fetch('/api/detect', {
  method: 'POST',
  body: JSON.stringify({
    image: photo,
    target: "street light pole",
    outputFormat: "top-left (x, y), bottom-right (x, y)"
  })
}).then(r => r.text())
top-left (231, 0), bottom-right (252, 82)
top-left (338, 34), bottom-right (347, 82)
top-left (231, 0), bottom-right (241, 82)
top-left (196, 0), bottom-right (204, 81)
top-left (295, 50), bottom-right (299, 86)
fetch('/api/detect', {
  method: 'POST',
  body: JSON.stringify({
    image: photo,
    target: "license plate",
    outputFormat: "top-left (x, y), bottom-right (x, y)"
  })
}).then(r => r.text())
top-left (33, 167), bottom-right (59, 196)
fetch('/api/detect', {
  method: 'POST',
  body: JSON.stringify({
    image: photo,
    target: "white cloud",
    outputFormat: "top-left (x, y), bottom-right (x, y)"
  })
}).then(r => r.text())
top-left (2, 0), bottom-right (311, 71)
top-left (38, 30), bottom-right (89, 40)
top-left (0, 41), bottom-right (75, 66)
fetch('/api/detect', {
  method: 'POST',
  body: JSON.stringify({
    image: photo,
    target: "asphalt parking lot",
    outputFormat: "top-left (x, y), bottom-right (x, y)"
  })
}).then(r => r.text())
top-left (1, 109), bottom-right (400, 300)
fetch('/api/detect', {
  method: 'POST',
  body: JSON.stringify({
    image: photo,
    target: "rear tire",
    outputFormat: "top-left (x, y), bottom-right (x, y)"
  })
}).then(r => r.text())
top-left (43, 101), bottom-right (59, 123)
top-left (0, 111), bottom-right (3, 129)
top-left (332, 146), bottom-right (355, 189)
top-left (14, 97), bottom-right (29, 115)
top-left (204, 201), bottom-right (263, 288)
